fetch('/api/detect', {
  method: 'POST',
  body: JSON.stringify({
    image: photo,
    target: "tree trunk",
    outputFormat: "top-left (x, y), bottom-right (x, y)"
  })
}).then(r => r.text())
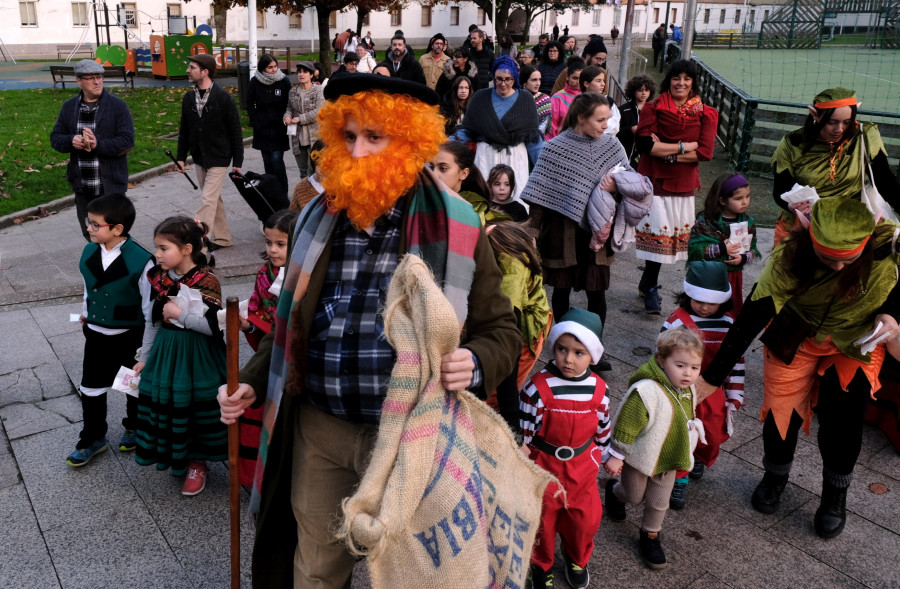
top-left (355, 9), bottom-right (369, 36)
top-left (521, 13), bottom-right (533, 44)
top-left (316, 4), bottom-right (332, 77)
top-left (213, 0), bottom-right (229, 44)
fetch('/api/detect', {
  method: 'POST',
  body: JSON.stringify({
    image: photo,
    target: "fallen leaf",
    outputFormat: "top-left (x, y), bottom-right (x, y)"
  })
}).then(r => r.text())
top-left (6, 140), bottom-right (11, 147)
top-left (43, 164), bottom-right (52, 169)
top-left (632, 346), bottom-right (652, 356)
top-left (127, 182), bottom-right (137, 189)
top-left (23, 168), bottom-right (39, 173)
top-left (685, 530), bottom-right (704, 541)
top-left (869, 483), bottom-right (888, 495)
top-left (1, 192), bottom-right (10, 198)
top-left (156, 111), bottom-right (167, 117)
top-left (139, 160), bottom-right (151, 165)
top-left (12, 217), bottom-right (23, 224)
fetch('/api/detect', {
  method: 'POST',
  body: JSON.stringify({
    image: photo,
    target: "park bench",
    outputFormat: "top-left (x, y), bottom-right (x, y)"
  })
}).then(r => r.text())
top-left (50, 65), bottom-right (134, 91)
top-left (57, 44), bottom-right (93, 59)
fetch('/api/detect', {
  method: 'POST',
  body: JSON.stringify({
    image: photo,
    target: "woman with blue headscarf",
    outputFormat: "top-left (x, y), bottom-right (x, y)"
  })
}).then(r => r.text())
top-left (452, 56), bottom-right (543, 203)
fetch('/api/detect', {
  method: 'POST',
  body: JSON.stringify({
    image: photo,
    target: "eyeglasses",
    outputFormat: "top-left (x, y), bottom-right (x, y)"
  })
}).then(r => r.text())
top-left (85, 218), bottom-right (115, 231)
top-left (494, 77), bottom-right (515, 85)
top-left (78, 75), bottom-right (103, 82)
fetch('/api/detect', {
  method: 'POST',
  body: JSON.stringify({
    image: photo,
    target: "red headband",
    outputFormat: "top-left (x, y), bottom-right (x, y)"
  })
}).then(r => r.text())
top-left (814, 97), bottom-right (857, 110)
top-left (809, 225), bottom-right (869, 259)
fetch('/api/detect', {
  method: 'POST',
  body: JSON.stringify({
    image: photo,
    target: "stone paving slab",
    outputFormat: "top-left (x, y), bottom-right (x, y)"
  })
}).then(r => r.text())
top-left (0, 483), bottom-right (61, 589)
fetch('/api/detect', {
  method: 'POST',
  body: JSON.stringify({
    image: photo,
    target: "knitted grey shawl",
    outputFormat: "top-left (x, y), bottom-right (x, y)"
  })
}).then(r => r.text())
top-left (520, 129), bottom-right (630, 225)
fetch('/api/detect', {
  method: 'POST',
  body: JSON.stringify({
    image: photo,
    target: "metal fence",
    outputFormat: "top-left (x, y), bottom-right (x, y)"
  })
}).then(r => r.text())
top-left (692, 56), bottom-right (900, 177)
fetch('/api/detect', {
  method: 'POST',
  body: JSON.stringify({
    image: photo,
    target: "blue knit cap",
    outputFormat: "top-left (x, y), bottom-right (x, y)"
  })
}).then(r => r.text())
top-left (491, 56), bottom-right (521, 89)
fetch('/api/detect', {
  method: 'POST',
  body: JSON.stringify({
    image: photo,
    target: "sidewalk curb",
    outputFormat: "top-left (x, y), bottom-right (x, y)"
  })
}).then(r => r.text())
top-left (0, 137), bottom-right (255, 231)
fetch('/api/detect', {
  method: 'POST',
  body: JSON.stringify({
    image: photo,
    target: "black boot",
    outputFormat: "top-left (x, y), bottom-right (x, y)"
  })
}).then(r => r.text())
top-left (639, 530), bottom-right (667, 570)
top-left (814, 482), bottom-right (848, 539)
top-left (751, 471), bottom-right (789, 514)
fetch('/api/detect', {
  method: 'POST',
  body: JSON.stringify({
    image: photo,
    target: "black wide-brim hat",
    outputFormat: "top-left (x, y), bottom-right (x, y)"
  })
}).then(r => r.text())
top-left (323, 72), bottom-right (440, 106)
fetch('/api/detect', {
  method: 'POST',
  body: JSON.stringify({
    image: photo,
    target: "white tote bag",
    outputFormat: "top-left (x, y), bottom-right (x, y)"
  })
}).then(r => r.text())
top-left (859, 131), bottom-right (900, 223)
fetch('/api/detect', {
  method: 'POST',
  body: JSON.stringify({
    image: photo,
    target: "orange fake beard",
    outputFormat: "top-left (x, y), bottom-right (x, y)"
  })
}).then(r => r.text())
top-left (316, 142), bottom-right (425, 230)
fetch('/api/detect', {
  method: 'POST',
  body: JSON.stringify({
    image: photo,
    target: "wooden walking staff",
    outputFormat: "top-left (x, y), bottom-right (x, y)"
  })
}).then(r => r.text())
top-left (225, 296), bottom-right (241, 589)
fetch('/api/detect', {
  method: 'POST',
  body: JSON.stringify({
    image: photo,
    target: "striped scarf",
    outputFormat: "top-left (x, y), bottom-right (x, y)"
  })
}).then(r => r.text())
top-left (250, 169), bottom-right (482, 511)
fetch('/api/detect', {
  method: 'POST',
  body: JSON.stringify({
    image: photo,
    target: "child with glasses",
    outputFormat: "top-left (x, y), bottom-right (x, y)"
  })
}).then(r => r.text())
top-left (67, 195), bottom-right (153, 467)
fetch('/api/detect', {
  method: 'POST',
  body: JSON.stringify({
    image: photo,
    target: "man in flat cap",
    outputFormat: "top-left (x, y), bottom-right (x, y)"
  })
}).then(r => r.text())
top-left (419, 33), bottom-right (450, 90)
top-left (51, 59), bottom-right (135, 241)
top-left (175, 53), bottom-right (243, 250)
top-left (218, 73), bottom-right (520, 588)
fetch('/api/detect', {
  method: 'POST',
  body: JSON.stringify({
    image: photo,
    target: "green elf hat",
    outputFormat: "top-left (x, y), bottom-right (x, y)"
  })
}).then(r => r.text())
top-left (548, 308), bottom-right (604, 364)
top-left (812, 87), bottom-right (857, 110)
top-left (809, 198), bottom-right (874, 258)
top-left (683, 261), bottom-right (732, 305)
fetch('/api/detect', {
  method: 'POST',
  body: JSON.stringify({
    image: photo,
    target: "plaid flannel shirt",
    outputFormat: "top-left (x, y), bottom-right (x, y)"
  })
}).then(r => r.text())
top-left (76, 98), bottom-right (101, 196)
top-left (305, 199), bottom-right (405, 424)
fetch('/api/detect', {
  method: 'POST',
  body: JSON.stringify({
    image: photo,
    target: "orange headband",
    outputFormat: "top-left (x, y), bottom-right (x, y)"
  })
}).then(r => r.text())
top-left (814, 97), bottom-right (857, 110)
top-left (809, 225), bottom-right (869, 259)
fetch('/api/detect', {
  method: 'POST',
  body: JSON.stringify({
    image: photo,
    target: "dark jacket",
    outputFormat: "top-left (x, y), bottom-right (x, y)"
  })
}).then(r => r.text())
top-left (240, 189), bottom-right (521, 588)
top-left (434, 59), bottom-right (481, 104)
top-left (652, 27), bottom-right (667, 50)
top-left (617, 99), bottom-right (642, 165)
top-left (50, 89), bottom-right (134, 193)
top-left (531, 43), bottom-right (550, 62)
top-left (469, 47), bottom-right (496, 89)
top-left (379, 50), bottom-right (427, 85)
top-left (176, 83), bottom-right (244, 169)
top-left (246, 76), bottom-right (292, 152)
top-left (537, 61), bottom-right (567, 95)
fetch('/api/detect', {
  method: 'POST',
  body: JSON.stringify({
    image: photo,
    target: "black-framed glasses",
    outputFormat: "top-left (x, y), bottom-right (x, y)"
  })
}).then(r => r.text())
top-left (85, 218), bottom-right (114, 231)
top-left (78, 75), bottom-right (103, 82)
top-left (494, 77), bottom-right (515, 85)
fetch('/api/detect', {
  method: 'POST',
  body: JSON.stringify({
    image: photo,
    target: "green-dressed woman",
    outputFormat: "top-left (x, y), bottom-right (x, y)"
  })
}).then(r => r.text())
top-left (771, 87), bottom-right (900, 245)
top-left (697, 198), bottom-right (900, 539)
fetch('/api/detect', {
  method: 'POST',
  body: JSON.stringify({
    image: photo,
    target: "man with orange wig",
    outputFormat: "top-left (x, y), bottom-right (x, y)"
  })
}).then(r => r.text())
top-left (218, 73), bottom-right (520, 588)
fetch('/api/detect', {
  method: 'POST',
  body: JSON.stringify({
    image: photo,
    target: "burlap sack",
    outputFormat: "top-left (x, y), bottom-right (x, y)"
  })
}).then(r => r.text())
top-left (338, 254), bottom-right (554, 589)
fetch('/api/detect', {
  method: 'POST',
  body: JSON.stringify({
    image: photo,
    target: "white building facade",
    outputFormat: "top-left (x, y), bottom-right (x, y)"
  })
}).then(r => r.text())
top-left (3, 0), bottom-right (782, 59)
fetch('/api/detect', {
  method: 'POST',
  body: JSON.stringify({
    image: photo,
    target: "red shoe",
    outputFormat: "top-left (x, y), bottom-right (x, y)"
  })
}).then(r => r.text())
top-left (182, 461), bottom-right (208, 496)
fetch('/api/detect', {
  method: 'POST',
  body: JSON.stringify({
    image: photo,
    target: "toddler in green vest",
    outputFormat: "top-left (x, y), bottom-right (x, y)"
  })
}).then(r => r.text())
top-left (67, 195), bottom-right (153, 467)
top-left (603, 327), bottom-right (706, 570)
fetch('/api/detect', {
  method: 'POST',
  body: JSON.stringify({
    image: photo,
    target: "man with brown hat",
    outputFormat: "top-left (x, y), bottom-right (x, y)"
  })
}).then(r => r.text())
top-left (175, 53), bottom-right (243, 250)
top-left (50, 59), bottom-right (135, 241)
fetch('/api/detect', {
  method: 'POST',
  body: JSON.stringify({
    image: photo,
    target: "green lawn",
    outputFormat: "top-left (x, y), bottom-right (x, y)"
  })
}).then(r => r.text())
top-left (0, 86), bottom-right (250, 217)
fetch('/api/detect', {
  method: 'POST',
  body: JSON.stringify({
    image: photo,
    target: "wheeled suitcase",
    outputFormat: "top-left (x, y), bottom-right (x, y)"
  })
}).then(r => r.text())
top-left (229, 171), bottom-right (289, 222)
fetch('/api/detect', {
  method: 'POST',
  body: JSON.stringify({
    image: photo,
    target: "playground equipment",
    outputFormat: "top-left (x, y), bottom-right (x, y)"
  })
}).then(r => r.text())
top-left (150, 33), bottom-right (213, 79)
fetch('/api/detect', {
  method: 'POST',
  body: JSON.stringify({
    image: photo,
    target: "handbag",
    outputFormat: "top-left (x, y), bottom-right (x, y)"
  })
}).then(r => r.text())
top-left (859, 130), bottom-right (900, 223)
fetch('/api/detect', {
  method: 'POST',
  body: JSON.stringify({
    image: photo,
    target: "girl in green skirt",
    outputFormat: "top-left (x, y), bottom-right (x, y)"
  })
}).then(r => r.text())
top-left (134, 217), bottom-right (227, 496)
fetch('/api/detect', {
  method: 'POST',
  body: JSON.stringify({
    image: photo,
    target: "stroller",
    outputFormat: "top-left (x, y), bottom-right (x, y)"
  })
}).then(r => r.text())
top-left (229, 171), bottom-right (290, 223)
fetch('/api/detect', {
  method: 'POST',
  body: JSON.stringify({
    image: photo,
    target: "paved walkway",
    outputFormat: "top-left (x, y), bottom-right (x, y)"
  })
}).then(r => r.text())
top-left (0, 148), bottom-right (898, 589)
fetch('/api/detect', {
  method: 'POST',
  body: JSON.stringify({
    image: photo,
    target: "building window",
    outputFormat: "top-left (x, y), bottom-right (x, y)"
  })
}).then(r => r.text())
top-left (167, 3), bottom-right (180, 16)
top-left (653, 7), bottom-right (659, 23)
top-left (592, 9), bottom-right (601, 27)
top-left (72, 2), bottom-right (89, 26)
top-left (703, 9), bottom-right (710, 24)
top-left (20, 1), bottom-right (37, 26)
top-left (390, 9), bottom-right (401, 27)
top-left (450, 6), bottom-right (459, 26)
top-left (257, 9), bottom-right (266, 28)
top-left (122, 2), bottom-right (136, 26)
top-left (671, 8), bottom-right (677, 23)
top-left (571, 10), bottom-right (579, 26)
top-left (764, 10), bottom-right (770, 20)
top-left (421, 6), bottom-right (431, 27)
top-left (750, 9), bottom-right (756, 26)
top-left (719, 9), bottom-right (726, 24)
top-left (328, 11), bottom-right (336, 29)
top-left (289, 12), bottom-right (301, 29)
top-left (477, 8), bottom-right (486, 26)
top-left (735, 9), bottom-right (741, 24)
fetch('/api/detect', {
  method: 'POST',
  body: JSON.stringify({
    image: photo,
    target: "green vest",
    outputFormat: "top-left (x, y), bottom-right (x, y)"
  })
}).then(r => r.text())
top-left (80, 237), bottom-right (152, 328)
